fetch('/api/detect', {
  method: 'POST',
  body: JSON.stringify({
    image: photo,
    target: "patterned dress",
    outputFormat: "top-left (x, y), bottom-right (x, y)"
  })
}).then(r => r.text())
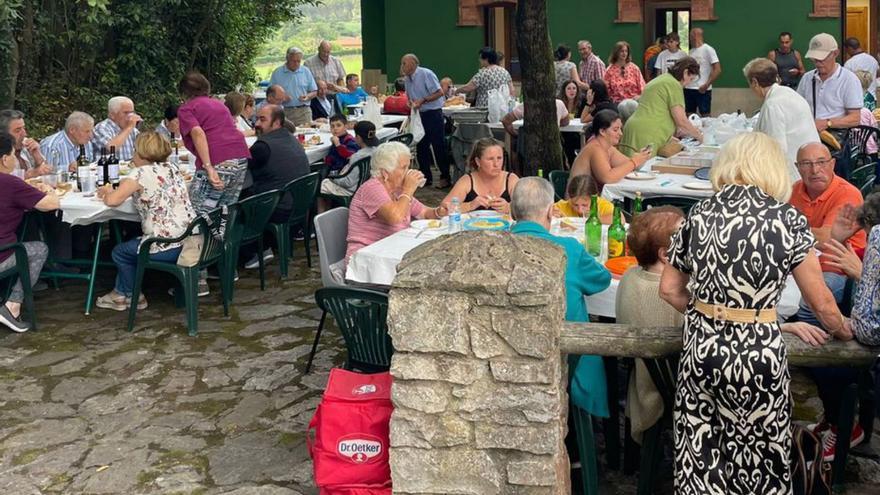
top-left (470, 65), bottom-right (513, 108)
top-left (129, 163), bottom-right (196, 254)
top-left (667, 184), bottom-right (814, 495)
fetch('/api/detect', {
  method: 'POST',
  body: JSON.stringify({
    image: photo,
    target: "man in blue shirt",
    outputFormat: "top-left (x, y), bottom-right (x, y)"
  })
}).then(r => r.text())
top-left (269, 47), bottom-right (318, 127)
top-left (401, 53), bottom-right (451, 188)
top-left (336, 74), bottom-right (369, 109)
top-left (40, 111), bottom-right (95, 172)
top-left (509, 177), bottom-right (612, 419)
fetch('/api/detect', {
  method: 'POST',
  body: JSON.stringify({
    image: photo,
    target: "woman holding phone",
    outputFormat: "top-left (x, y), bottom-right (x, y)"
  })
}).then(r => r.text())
top-left (569, 110), bottom-right (651, 193)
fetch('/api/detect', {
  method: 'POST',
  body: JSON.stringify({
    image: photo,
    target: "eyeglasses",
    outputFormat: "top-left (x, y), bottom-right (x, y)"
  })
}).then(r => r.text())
top-left (795, 158), bottom-right (833, 168)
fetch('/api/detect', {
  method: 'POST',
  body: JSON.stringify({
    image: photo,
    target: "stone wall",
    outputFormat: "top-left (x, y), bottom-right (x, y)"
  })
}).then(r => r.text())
top-left (387, 231), bottom-right (570, 495)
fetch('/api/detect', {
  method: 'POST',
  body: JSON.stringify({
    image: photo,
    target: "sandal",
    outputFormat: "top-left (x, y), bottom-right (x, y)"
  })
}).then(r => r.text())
top-left (96, 292), bottom-right (127, 311)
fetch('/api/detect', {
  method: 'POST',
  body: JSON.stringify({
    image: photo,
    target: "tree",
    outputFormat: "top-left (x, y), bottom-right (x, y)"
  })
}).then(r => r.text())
top-left (1, 0), bottom-right (317, 135)
top-left (515, 0), bottom-right (564, 176)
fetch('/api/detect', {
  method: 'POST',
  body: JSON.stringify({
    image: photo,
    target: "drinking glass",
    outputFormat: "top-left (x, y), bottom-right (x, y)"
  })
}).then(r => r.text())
top-left (81, 171), bottom-right (96, 196)
top-left (42, 173), bottom-right (58, 188)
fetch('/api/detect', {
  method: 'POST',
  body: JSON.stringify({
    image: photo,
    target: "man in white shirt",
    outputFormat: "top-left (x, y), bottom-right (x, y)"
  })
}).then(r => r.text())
top-left (654, 32), bottom-right (687, 76)
top-left (843, 37), bottom-right (879, 98)
top-left (796, 33), bottom-right (863, 133)
top-left (685, 28), bottom-right (722, 116)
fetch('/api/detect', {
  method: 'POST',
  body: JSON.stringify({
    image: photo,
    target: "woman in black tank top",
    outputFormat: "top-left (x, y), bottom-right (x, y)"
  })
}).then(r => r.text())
top-left (443, 138), bottom-right (520, 214)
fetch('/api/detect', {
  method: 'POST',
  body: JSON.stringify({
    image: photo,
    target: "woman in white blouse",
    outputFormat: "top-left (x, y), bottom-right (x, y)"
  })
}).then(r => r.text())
top-left (745, 57), bottom-right (819, 181)
top-left (224, 92), bottom-right (256, 137)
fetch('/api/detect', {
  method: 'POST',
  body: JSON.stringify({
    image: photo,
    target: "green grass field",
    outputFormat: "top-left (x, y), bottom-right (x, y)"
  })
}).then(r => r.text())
top-left (255, 54), bottom-right (363, 82)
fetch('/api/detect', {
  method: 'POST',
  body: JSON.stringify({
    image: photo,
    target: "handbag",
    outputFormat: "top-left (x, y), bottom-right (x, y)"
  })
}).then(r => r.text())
top-left (176, 235), bottom-right (203, 267)
top-left (790, 424), bottom-right (832, 495)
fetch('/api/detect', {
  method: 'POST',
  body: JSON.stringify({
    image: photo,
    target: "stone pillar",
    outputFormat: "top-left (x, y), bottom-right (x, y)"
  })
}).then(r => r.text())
top-left (387, 231), bottom-right (569, 495)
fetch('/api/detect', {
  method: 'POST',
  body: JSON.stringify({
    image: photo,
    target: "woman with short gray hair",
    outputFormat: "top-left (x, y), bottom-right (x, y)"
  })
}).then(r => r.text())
top-left (344, 142), bottom-right (447, 263)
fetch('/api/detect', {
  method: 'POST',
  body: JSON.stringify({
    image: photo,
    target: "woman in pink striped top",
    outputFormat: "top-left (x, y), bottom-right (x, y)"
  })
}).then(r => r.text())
top-left (345, 142), bottom-right (448, 263)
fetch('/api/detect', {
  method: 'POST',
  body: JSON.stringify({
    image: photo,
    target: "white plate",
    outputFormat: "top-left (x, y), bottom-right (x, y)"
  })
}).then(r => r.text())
top-left (558, 217), bottom-right (587, 228)
top-left (681, 181), bottom-right (713, 191)
top-left (411, 219), bottom-right (445, 230)
top-left (625, 171), bottom-right (657, 180)
top-left (468, 210), bottom-right (503, 219)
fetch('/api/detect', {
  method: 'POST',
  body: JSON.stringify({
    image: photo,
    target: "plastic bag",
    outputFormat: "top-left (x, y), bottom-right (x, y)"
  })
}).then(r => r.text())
top-left (363, 97), bottom-right (383, 129)
top-left (401, 108), bottom-right (425, 144)
top-left (487, 85), bottom-right (511, 123)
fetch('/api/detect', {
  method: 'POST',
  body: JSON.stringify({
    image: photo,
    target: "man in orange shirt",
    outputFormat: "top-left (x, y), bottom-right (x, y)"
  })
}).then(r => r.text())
top-left (789, 142), bottom-right (865, 324)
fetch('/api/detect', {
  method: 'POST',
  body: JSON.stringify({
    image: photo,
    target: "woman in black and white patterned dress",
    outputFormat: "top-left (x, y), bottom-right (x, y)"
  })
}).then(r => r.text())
top-left (659, 132), bottom-right (853, 494)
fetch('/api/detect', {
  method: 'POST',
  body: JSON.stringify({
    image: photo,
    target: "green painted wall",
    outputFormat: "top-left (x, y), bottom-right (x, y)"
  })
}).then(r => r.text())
top-left (363, 0), bottom-right (842, 88)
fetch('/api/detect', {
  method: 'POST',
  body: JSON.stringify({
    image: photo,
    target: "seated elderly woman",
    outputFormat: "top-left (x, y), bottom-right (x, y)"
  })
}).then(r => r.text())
top-left (617, 99), bottom-right (639, 124)
top-left (569, 110), bottom-right (651, 192)
top-left (554, 174), bottom-right (613, 223)
top-left (344, 141), bottom-right (448, 263)
top-left (617, 206), bottom-right (685, 443)
top-left (443, 138), bottom-right (519, 214)
top-left (509, 176), bottom-right (612, 422)
top-left (0, 131), bottom-right (58, 332)
top-left (96, 131), bottom-right (196, 311)
top-left (225, 92), bottom-right (256, 137)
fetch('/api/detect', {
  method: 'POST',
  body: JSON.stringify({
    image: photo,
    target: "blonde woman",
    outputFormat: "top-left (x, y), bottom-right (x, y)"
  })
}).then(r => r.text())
top-left (96, 132), bottom-right (196, 311)
top-left (659, 132), bottom-right (851, 494)
top-left (224, 92), bottom-right (256, 137)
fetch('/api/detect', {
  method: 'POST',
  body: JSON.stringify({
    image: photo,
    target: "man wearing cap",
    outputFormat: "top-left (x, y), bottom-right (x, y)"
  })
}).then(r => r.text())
top-left (796, 33), bottom-right (863, 134)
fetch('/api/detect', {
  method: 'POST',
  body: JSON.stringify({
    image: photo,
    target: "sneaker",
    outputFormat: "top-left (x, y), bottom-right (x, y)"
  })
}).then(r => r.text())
top-left (0, 304), bottom-right (29, 333)
top-left (33, 281), bottom-right (49, 292)
top-left (198, 280), bottom-right (210, 297)
top-left (821, 423), bottom-right (865, 462)
top-left (293, 230), bottom-right (316, 241)
top-left (808, 419), bottom-right (832, 437)
top-left (207, 270), bottom-right (239, 281)
top-left (245, 249), bottom-right (273, 269)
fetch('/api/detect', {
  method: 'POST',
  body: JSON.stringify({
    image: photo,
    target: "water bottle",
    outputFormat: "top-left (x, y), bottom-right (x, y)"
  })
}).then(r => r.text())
top-left (448, 197), bottom-right (462, 233)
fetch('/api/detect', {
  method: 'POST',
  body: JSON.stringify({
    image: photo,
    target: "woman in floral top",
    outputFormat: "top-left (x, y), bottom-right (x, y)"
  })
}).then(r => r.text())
top-left (604, 41), bottom-right (646, 103)
top-left (96, 131), bottom-right (196, 311)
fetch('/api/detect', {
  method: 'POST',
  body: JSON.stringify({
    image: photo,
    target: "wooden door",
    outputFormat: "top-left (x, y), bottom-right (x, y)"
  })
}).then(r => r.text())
top-left (846, 6), bottom-right (870, 60)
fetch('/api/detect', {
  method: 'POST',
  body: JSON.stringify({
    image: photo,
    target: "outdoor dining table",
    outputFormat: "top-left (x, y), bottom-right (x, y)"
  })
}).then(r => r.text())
top-left (245, 127), bottom-right (398, 164)
top-left (349, 114), bottom-right (407, 127)
top-left (38, 192), bottom-right (140, 314)
top-left (600, 157), bottom-right (715, 203)
top-left (344, 216), bottom-right (805, 320)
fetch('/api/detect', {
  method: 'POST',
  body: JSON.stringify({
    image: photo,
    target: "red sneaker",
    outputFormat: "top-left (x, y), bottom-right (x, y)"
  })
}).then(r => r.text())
top-left (821, 423), bottom-right (865, 462)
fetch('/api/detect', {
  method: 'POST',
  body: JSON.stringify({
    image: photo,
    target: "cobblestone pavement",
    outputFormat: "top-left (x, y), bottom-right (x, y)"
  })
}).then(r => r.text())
top-left (0, 186), bottom-right (878, 493)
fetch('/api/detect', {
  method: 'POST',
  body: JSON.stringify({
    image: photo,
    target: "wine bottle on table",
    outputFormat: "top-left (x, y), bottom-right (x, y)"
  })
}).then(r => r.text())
top-left (97, 147), bottom-right (107, 186)
top-left (107, 146), bottom-right (120, 189)
top-left (76, 145), bottom-right (90, 192)
top-left (585, 194), bottom-right (602, 257)
top-left (607, 201), bottom-right (626, 259)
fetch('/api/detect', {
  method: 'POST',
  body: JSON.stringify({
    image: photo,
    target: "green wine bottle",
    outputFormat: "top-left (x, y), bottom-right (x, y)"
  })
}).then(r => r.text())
top-left (607, 201), bottom-right (626, 259)
top-left (585, 194), bottom-right (602, 257)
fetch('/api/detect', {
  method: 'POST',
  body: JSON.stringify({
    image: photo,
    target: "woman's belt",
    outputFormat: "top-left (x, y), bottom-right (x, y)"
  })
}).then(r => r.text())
top-left (693, 300), bottom-right (777, 323)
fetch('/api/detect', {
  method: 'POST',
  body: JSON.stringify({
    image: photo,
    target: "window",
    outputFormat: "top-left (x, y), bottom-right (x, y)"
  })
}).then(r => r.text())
top-left (656, 7), bottom-right (691, 51)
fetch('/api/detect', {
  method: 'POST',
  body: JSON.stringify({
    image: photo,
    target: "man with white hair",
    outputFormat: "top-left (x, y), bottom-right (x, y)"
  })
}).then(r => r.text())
top-left (40, 111), bottom-right (95, 172)
top-left (509, 177), bottom-right (612, 419)
top-left (401, 53), bottom-right (450, 188)
top-left (304, 40), bottom-right (347, 95)
top-left (270, 47), bottom-right (318, 127)
top-left (91, 96), bottom-right (141, 160)
top-left (0, 109), bottom-right (51, 178)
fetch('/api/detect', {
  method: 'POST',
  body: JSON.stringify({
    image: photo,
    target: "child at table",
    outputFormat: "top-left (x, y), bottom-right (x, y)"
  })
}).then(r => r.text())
top-left (553, 174), bottom-right (613, 223)
top-left (323, 115), bottom-right (359, 176)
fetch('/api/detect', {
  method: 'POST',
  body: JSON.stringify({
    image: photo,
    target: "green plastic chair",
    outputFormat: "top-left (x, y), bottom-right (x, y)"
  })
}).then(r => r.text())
top-left (572, 403), bottom-right (600, 495)
top-left (850, 163), bottom-right (876, 192)
top-left (319, 157), bottom-right (371, 208)
top-left (548, 170), bottom-right (569, 201)
top-left (642, 196), bottom-right (699, 214)
top-left (314, 287), bottom-right (392, 373)
top-left (224, 190), bottom-right (281, 297)
top-left (266, 172), bottom-right (320, 278)
top-left (0, 243), bottom-right (36, 330)
top-left (389, 133), bottom-right (414, 147)
top-left (861, 180), bottom-right (877, 198)
top-left (127, 208), bottom-right (229, 336)
top-left (636, 354), bottom-right (680, 495)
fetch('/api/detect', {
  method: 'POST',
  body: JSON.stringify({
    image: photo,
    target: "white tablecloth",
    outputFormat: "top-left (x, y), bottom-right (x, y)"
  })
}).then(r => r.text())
top-left (59, 192), bottom-right (138, 226)
top-left (350, 114), bottom-right (407, 126)
top-left (345, 217), bottom-right (803, 319)
top-left (601, 157), bottom-right (715, 202)
top-left (245, 127), bottom-right (397, 164)
top-left (488, 118), bottom-right (586, 134)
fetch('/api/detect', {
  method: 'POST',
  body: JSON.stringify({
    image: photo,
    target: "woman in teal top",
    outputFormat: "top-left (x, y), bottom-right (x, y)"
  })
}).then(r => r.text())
top-left (619, 57), bottom-right (703, 157)
top-left (509, 178), bottom-right (612, 417)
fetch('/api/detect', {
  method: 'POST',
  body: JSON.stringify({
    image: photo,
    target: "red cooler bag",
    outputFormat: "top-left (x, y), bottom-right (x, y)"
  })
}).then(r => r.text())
top-left (307, 368), bottom-right (393, 494)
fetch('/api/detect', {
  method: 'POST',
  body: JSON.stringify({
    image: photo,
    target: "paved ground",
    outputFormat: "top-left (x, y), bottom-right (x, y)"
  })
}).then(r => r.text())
top-left (0, 182), bottom-right (877, 494)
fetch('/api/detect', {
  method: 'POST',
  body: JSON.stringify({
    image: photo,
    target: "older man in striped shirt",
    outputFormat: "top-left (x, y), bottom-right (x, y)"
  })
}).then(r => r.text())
top-left (40, 111), bottom-right (95, 172)
top-left (91, 96), bottom-right (141, 160)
